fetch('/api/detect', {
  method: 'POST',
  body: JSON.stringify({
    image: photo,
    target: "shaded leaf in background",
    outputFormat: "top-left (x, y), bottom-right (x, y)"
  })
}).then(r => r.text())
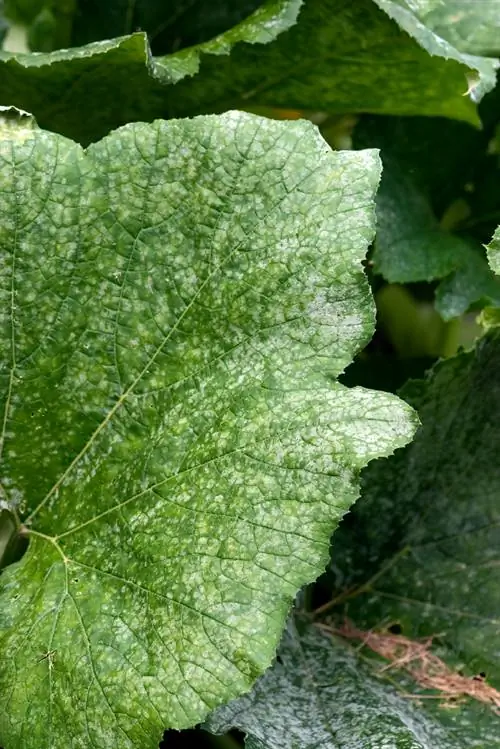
top-left (0, 0), bottom-right (497, 145)
top-left (208, 618), bottom-right (474, 749)
top-left (367, 156), bottom-right (472, 283)
top-left (436, 241), bottom-right (500, 319)
top-left (3, 0), bottom-right (75, 51)
top-left (0, 110), bottom-right (417, 748)
top-left (353, 114), bottom-right (485, 228)
top-left (208, 329), bottom-right (500, 747)
top-left (354, 114), bottom-right (500, 318)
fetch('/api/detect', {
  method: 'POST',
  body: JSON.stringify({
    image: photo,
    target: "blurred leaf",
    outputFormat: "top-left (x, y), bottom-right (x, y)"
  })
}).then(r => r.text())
top-left (376, 285), bottom-right (460, 356)
top-left (0, 109), bottom-right (418, 748)
top-left (479, 306), bottom-right (500, 330)
top-left (4, 0), bottom-right (75, 51)
top-left (370, 159), bottom-right (472, 283)
top-left (0, 0), bottom-right (9, 45)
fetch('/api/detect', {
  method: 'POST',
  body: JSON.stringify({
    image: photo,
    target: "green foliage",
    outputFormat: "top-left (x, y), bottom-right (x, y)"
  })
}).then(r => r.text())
top-left (0, 109), bottom-right (417, 747)
top-left (209, 329), bottom-right (500, 747)
top-left (2, 2), bottom-right (500, 748)
top-left (0, 0), bottom-right (498, 143)
top-left (354, 115), bottom-right (500, 320)
top-left (399, 0), bottom-right (500, 56)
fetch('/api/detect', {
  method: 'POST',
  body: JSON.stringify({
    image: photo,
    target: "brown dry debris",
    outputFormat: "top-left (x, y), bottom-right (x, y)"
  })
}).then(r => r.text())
top-left (318, 619), bottom-right (500, 714)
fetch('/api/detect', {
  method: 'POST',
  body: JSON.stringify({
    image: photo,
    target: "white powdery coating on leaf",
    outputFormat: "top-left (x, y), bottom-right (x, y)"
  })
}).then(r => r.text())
top-left (0, 111), bottom-right (416, 748)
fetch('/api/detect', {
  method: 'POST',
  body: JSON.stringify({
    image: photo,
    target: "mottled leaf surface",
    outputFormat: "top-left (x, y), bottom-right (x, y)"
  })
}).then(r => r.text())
top-left (397, 0), bottom-right (500, 56)
top-left (0, 110), bottom-right (417, 748)
top-left (208, 619), bottom-right (470, 749)
top-left (208, 331), bottom-right (500, 747)
top-left (0, 0), bottom-right (497, 144)
top-left (328, 331), bottom-right (500, 743)
top-left (487, 225), bottom-right (500, 276)
top-left (373, 0), bottom-right (497, 102)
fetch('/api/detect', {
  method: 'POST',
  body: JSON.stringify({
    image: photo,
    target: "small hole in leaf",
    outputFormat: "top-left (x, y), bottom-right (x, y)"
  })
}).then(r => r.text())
top-left (387, 622), bottom-right (403, 635)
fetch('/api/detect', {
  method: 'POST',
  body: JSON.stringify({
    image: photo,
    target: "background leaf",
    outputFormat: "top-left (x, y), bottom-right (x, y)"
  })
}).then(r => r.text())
top-left (0, 1), bottom-right (8, 46)
top-left (354, 115), bottom-right (500, 318)
top-left (207, 329), bottom-right (500, 747)
top-left (0, 110), bottom-right (417, 748)
top-left (69, 0), bottom-right (264, 54)
top-left (0, 0), bottom-right (497, 144)
top-left (208, 618), bottom-right (474, 748)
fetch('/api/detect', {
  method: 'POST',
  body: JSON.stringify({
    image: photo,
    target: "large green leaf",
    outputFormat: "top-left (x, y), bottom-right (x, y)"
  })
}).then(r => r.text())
top-left (0, 0), bottom-right (497, 145)
top-left (0, 0), bottom-right (301, 144)
top-left (0, 109), bottom-right (417, 748)
top-left (207, 329), bottom-right (500, 747)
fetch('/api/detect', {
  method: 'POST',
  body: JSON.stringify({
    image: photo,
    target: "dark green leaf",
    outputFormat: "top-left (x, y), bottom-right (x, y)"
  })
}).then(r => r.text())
top-left (436, 244), bottom-right (500, 319)
top-left (70, 0), bottom-right (263, 54)
top-left (0, 0), bottom-right (9, 46)
top-left (353, 115), bottom-right (485, 220)
top-left (0, 109), bottom-right (417, 748)
top-left (0, 0), bottom-right (497, 144)
top-left (369, 157), bottom-right (472, 283)
top-left (355, 115), bottom-right (500, 317)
